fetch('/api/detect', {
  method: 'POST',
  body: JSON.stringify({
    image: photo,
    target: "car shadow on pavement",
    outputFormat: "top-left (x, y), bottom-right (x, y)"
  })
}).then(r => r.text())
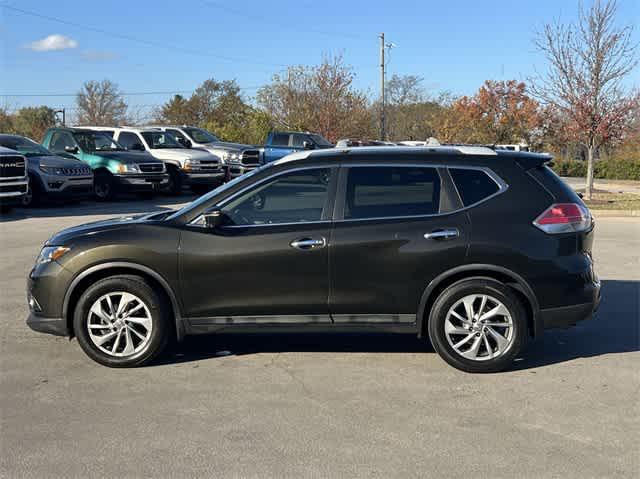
top-left (510, 279), bottom-right (639, 371)
top-left (0, 194), bottom-right (196, 222)
top-left (160, 279), bottom-right (639, 371)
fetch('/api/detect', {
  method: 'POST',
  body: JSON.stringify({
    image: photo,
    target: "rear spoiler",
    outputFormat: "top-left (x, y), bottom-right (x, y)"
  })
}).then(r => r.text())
top-left (512, 153), bottom-right (554, 170)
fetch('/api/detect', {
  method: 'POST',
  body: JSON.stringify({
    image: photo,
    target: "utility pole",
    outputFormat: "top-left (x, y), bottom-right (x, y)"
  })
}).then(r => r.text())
top-left (54, 108), bottom-right (66, 126)
top-left (379, 32), bottom-right (385, 141)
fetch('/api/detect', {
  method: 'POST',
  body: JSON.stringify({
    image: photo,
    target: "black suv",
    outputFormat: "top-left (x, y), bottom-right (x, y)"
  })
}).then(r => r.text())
top-left (26, 146), bottom-right (600, 372)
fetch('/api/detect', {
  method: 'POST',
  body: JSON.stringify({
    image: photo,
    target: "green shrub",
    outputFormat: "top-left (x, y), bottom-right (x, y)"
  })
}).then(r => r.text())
top-left (551, 158), bottom-right (640, 181)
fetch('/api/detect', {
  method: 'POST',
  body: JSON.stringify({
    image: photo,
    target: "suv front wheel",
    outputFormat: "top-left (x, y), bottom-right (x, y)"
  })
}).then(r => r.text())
top-left (428, 278), bottom-right (528, 373)
top-left (73, 275), bottom-right (171, 367)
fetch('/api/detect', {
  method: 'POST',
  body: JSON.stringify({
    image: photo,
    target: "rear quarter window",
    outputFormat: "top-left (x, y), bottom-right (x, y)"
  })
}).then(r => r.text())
top-left (449, 168), bottom-right (500, 206)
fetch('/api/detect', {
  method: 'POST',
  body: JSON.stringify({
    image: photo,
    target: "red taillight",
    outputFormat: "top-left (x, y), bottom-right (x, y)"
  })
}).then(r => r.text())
top-left (534, 203), bottom-right (592, 234)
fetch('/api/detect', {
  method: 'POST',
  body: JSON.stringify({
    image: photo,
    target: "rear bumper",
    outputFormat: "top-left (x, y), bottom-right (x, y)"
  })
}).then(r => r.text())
top-left (26, 312), bottom-right (68, 336)
top-left (540, 280), bottom-right (601, 330)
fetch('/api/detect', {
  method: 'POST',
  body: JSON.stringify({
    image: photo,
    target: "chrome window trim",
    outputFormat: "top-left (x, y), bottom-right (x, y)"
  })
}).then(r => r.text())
top-left (189, 165), bottom-right (337, 228)
top-left (188, 162), bottom-right (508, 227)
top-left (334, 163), bottom-right (508, 223)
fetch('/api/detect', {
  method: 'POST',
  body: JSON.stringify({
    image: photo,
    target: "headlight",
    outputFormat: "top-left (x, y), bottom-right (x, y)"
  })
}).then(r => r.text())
top-left (36, 246), bottom-right (70, 265)
top-left (117, 164), bottom-right (142, 174)
top-left (183, 159), bottom-right (200, 171)
top-left (39, 165), bottom-right (64, 175)
top-left (224, 152), bottom-right (241, 164)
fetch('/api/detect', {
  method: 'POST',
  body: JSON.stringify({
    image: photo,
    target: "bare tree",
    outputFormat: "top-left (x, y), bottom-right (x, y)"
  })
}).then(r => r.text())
top-left (76, 80), bottom-right (128, 126)
top-left (531, 0), bottom-right (638, 199)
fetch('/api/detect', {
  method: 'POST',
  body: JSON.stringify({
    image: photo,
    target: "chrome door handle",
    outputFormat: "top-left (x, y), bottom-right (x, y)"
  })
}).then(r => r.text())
top-left (424, 229), bottom-right (460, 240)
top-left (290, 237), bottom-right (326, 250)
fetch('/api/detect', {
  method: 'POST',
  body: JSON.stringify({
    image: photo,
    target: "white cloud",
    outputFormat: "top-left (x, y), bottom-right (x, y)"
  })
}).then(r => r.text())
top-left (26, 34), bottom-right (78, 52)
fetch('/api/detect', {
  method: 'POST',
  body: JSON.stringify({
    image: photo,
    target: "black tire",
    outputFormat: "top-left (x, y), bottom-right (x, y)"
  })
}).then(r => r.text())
top-left (163, 165), bottom-right (183, 196)
top-left (73, 275), bottom-right (171, 367)
top-left (427, 278), bottom-right (528, 373)
top-left (22, 175), bottom-right (41, 207)
top-left (94, 171), bottom-right (115, 201)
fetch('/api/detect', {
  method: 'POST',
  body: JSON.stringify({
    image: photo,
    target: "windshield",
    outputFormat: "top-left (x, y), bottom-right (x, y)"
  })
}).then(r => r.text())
top-left (184, 127), bottom-right (219, 144)
top-left (0, 136), bottom-right (51, 157)
top-left (73, 132), bottom-right (124, 151)
top-left (141, 131), bottom-right (183, 149)
top-left (167, 163), bottom-right (273, 220)
top-left (310, 134), bottom-right (332, 147)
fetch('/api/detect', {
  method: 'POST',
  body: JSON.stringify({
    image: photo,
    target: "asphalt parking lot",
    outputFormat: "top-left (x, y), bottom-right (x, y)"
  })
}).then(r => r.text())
top-left (1, 198), bottom-right (638, 478)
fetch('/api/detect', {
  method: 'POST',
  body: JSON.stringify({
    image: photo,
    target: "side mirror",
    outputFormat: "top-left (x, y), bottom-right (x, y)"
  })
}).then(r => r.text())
top-left (302, 140), bottom-right (315, 150)
top-left (203, 209), bottom-right (225, 229)
top-left (181, 139), bottom-right (192, 148)
top-left (64, 145), bottom-right (79, 154)
top-left (130, 143), bottom-right (145, 151)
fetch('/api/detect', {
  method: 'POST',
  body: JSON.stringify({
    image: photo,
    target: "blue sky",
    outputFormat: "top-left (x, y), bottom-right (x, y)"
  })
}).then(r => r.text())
top-left (1, 0), bottom-right (639, 118)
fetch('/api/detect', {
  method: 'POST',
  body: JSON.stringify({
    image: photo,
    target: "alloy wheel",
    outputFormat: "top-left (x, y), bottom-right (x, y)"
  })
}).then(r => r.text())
top-left (87, 292), bottom-right (153, 357)
top-left (444, 294), bottom-right (514, 361)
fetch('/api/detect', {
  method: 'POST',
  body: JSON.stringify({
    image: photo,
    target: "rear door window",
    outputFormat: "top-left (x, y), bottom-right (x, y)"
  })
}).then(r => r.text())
top-left (344, 166), bottom-right (441, 219)
top-left (449, 168), bottom-right (500, 206)
top-left (271, 133), bottom-right (290, 147)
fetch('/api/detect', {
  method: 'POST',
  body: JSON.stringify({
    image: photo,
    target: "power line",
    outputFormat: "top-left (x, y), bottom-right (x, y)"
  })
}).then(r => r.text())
top-left (1, 86), bottom-right (262, 98)
top-left (2, 4), bottom-right (288, 68)
top-left (202, 1), bottom-right (363, 41)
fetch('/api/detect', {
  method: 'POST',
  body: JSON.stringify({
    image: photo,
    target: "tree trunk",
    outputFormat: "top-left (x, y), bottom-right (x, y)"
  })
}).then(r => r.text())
top-left (585, 145), bottom-right (595, 200)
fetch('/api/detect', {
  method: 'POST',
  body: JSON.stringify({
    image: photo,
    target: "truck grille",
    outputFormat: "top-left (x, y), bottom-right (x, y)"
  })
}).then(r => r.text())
top-left (0, 155), bottom-right (27, 178)
top-left (241, 149), bottom-right (261, 167)
top-left (138, 163), bottom-right (165, 173)
top-left (198, 159), bottom-right (222, 171)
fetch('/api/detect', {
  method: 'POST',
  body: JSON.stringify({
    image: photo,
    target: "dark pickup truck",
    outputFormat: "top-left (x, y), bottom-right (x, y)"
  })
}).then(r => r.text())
top-left (262, 131), bottom-right (332, 163)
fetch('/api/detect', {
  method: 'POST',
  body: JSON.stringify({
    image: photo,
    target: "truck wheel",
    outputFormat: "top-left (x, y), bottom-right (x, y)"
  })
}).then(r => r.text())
top-left (73, 275), bottom-right (171, 367)
top-left (94, 171), bottom-right (115, 201)
top-left (163, 165), bottom-right (182, 196)
top-left (427, 278), bottom-right (528, 373)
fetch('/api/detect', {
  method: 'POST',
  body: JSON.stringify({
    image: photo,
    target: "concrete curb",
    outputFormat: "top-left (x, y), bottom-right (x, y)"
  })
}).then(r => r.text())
top-left (591, 209), bottom-right (640, 217)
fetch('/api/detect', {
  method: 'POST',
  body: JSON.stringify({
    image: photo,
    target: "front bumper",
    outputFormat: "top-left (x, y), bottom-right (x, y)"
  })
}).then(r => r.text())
top-left (26, 312), bottom-right (68, 336)
top-left (41, 176), bottom-right (93, 198)
top-left (227, 164), bottom-right (258, 178)
top-left (114, 174), bottom-right (169, 191)
top-left (540, 279), bottom-right (601, 329)
top-left (182, 170), bottom-right (225, 185)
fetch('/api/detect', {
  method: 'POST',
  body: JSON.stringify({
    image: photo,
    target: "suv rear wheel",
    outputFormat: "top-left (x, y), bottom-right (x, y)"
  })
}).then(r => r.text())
top-left (163, 165), bottom-right (182, 196)
top-left (428, 278), bottom-right (527, 373)
top-left (73, 275), bottom-right (171, 367)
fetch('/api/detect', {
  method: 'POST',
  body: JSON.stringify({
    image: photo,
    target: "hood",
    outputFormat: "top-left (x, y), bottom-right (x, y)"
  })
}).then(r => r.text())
top-left (200, 141), bottom-right (255, 153)
top-left (150, 148), bottom-right (214, 162)
top-left (89, 150), bottom-right (156, 164)
top-left (46, 211), bottom-right (169, 245)
top-left (28, 155), bottom-right (87, 168)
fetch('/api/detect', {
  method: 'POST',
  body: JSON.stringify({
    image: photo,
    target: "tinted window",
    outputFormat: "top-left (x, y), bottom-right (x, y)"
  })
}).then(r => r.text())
top-left (271, 133), bottom-right (289, 147)
top-left (220, 168), bottom-right (332, 226)
top-left (449, 168), bottom-right (500, 206)
top-left (0, 136), bottom-right (51, 157)
top-left (141, 131), bottom-right (182, 149)
top-left (118, 132), bottom-right (143, 150)
top-left (291, 134), bottom-right (307, 148)
top-left (345, 166), bottom-right (441, 219)
top-left (183, 127), bottom-right (219, 143)
top-left (49, 132), bottom-right (76, 152)
top-left (73, 132), bottom-right (122, 151)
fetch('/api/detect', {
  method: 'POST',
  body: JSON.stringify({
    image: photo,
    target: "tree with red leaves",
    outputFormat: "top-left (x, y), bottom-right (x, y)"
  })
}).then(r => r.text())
top-left (531, 0), bottom-right (638, 199)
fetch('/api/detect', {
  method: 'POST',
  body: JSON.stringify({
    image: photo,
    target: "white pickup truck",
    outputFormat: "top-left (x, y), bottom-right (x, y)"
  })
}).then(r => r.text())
top-left (85, 126), bottom-right (225, 194)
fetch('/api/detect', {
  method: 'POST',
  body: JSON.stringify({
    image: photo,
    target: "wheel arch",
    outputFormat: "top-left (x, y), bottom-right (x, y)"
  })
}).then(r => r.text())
top-left (63, 262), bottom-right (185, 341)
top-left (417, 264), bottom-right (541, 339)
